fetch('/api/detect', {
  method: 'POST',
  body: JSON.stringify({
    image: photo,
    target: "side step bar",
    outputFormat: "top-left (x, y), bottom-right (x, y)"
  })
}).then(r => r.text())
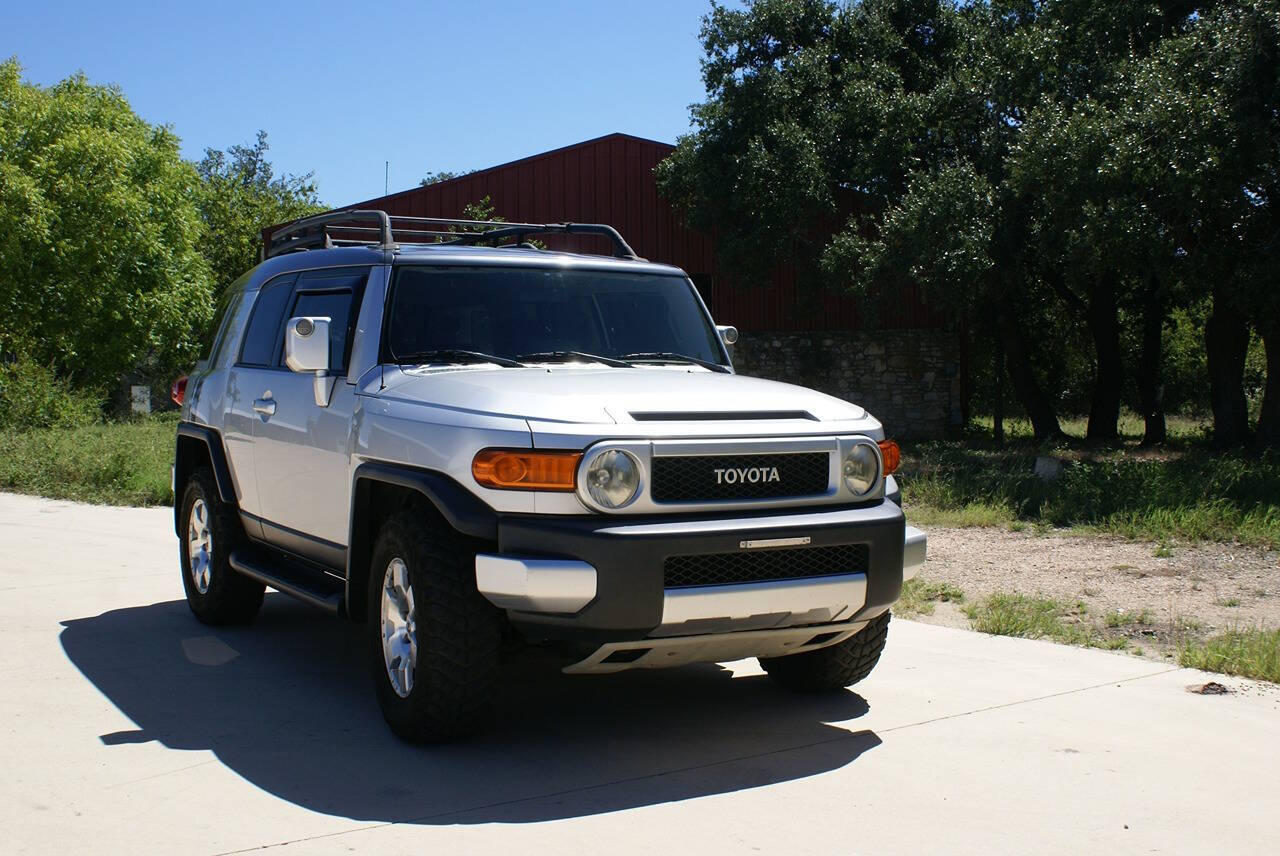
top-left (229, 549), bottom-right (344, 615)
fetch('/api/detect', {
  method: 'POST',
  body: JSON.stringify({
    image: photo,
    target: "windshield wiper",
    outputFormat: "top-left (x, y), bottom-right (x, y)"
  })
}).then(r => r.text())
top-left (619, 352), bottom-right (731, 373)
top-left (515, 350), bottom-right (635, 368)
top-left (395, 349), bottom-right (525, 368)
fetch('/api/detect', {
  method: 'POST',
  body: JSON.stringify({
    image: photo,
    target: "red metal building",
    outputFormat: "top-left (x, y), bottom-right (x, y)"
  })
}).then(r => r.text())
top-left (323, 132), bottom-right (942, 334)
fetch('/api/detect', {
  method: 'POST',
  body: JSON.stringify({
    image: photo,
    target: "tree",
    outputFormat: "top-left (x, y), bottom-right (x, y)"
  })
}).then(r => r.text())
top-left (420, 169), bottom-right (471, 186)
top-left (196, 131), bottom-right (323, 292)
top-left (658, 0), bottom-right (1066, 440)
top-left (0, 58), bottom-right (212, 393)
top-left (657, 0), bottom-right (1274, 447)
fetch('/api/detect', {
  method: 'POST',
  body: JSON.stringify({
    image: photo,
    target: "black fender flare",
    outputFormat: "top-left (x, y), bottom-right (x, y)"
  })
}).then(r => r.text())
top-left (174, 422), bottom-right (238, 535)
top-left (346, 462), bottom-right (499, 616)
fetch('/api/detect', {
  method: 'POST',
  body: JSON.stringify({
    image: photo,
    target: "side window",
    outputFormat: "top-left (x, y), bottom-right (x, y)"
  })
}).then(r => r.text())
top-left (206, 289), bottom-right (245, 366)
top-left (292, 290), bottom-right (356, 372)
top-left (238, 275), bottom-right (297, 367)
top-left (288, 268), bottom-right (369, 374)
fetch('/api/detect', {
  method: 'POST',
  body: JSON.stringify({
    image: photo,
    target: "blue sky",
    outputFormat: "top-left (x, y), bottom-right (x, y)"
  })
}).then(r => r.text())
top-left (4, 0), bottom-right (726, 205)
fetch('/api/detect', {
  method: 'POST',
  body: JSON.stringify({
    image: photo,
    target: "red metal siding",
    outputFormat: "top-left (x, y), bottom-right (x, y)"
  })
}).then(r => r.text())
top-left (287, 133), bottom-right (942, 332)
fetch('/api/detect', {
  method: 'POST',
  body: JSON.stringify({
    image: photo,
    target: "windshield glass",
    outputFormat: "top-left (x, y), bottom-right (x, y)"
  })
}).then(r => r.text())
top-left (384, 266), bottom-right (725, 366)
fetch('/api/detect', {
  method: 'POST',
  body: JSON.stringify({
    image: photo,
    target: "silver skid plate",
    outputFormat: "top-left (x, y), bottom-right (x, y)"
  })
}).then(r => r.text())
top-left (563, 619), bottom-right (871, 674)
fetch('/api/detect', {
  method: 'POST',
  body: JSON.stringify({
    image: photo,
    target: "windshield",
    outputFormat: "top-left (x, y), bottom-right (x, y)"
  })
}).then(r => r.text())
top-left (384, 266), bottom-right (726, 366)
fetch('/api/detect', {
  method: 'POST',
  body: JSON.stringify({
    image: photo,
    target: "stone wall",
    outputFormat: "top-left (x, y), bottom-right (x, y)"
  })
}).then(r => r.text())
top-left (729, 328), bottom-right (962, 439)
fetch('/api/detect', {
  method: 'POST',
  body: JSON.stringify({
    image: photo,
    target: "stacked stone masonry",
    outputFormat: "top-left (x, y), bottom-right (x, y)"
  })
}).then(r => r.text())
top-left (729, 329), bottom-right (961, 439)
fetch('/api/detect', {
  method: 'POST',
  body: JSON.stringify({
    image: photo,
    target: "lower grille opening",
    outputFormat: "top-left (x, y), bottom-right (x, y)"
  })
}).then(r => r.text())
top-left (664, 543), bottom-right (870, 589)
top-left (602, 648), bottom-right (651, 664)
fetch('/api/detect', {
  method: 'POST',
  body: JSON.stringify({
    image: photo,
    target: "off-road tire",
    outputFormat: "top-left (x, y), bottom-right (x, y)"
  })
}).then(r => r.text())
top-left (179, 468), bottom-right (265, 625)
top-left (366, 510), bottom-right (503, 742)
top-left (759, 611), bottom-right (891, 691)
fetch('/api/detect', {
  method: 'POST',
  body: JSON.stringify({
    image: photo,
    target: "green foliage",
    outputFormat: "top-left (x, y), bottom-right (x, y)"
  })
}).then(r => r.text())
top-left (963, 593), bottom-right (1119, 648)
top-left (196, 130), bottom-right (323, 293)
top-left (0, 57), bottom-right (212, 393)
top-left (659, 1), bottom-right (1280, 445)
top-left (900, 438), bottom-right (1280, 548)
top-left (420, 169), bottom-right (471, 186)
top-left (0, 413), bottom-right (176, 505)
top-left (0, 356), bottom-right (102, 430)
top-left (897, 577), bottom-right (965, 615)
top-left (1179, 628), bottom-right (1280, 683)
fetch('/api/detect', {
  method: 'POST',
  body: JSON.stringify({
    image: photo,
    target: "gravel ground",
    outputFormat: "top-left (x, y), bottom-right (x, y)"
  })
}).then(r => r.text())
top-left (908, 526), bottom-right (1280, 658)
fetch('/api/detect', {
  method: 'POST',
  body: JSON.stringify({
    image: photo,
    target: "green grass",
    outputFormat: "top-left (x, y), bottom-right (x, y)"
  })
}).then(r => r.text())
top-left (963, 593), bottom-right (1125, 649)
top-left (899, 417), bottom-right (1280, 549)
top-left (1104, 608), bottom-right (1154, 628)
top-left (1214, 597), bottom-right (1242, 608)
top-left (0, 414), bottom-right (176, 506)
top-left (897, 578), bottom-right (965, 615)
top-left (1179, 628), bottom-right (1280, 683)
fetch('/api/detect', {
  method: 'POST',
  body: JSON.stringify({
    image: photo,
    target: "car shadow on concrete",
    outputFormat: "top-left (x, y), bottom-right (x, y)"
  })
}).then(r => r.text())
top-left (60, 594), bottom-right (879, 824)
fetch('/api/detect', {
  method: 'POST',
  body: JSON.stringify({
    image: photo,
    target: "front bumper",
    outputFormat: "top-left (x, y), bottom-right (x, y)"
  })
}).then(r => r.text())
top-left (476, 499), bottom-right (921, 643)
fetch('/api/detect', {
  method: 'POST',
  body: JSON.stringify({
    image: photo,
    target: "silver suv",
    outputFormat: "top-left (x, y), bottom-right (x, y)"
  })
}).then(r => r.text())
top-left (172, 210), bottom-right (927, 742)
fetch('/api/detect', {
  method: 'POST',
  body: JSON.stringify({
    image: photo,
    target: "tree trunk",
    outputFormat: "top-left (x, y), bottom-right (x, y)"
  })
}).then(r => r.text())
top-left (1085, 276), bottom-right (1123, 441)
top-left (1137, 278), bottom-right (1167, 446)
top-left (1206, 286), bottom-right (1252, 447)
top-left (993, 331), bottom-right (1005, 446)
top-left (997, 309), bottom-right (1061, 440)
top-left (1256, 321), bottom-right (1280, 449)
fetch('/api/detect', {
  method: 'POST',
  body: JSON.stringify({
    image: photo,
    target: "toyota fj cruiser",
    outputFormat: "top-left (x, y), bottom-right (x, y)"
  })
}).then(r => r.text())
top-left (172, 210), bottom-right (927, 742)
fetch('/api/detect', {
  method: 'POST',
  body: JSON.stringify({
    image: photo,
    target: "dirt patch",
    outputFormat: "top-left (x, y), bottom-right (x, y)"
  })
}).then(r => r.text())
top-left (907, 526), bottom-right (1280, 661)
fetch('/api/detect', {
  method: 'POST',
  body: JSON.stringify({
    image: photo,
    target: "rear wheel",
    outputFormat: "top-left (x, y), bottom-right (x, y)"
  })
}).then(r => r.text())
top-left (366, 510), bottom-right (503, 742)
top-left (759, 611), bottom-right (891, 691)
top-left (179, 468), bottom-right (265, 625)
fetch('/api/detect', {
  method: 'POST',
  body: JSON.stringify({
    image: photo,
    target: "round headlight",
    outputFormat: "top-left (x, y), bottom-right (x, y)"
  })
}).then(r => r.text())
top-left (842, 443), bottom-right (880, 496)
top-left (584, 449), bottom-right (640, 509)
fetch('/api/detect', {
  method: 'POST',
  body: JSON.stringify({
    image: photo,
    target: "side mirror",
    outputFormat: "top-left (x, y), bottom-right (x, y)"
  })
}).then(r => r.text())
top-left (285, 316), bottom-right (336, 407)
top-left (716, 324), bottom-right (739, 345)
top-left (285, 316), bottom-right (330, 372)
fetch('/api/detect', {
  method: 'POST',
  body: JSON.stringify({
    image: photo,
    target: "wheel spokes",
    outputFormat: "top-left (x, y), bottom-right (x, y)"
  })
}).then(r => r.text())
top-left (380, 558), bottom-right (418, 698)
top-left (187, 498), bottom-right (213, 594)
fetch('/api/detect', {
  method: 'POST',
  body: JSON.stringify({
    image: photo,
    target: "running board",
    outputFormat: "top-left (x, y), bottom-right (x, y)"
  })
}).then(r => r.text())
top-left (228, 549), bottom-right (344, 615)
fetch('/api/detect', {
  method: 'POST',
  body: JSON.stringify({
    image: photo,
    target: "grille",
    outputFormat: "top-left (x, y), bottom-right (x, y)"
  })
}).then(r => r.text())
top-left (650, 452), bottom-right (829, 502)
top-left (664, 543), bottom-right (869, 589)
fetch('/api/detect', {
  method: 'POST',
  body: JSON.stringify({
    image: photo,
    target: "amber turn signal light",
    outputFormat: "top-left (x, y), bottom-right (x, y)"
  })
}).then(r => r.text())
top-left (472, 449), bottom-right (582, 491)
top-left (878, 439), bottom-right (900, 475)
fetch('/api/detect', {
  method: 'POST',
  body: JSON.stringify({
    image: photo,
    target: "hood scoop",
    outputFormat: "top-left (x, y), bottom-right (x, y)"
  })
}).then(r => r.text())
top-left (628, 410), bottom-right (817, 422)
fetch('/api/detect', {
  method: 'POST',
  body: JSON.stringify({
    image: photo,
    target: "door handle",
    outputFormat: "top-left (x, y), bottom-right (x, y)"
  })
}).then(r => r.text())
top-left (252, 397), bottom-right (276, 417)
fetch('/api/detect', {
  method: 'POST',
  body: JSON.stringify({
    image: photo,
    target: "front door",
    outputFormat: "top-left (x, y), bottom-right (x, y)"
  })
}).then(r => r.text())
top-left (250, 267), bottom-right (370, 568)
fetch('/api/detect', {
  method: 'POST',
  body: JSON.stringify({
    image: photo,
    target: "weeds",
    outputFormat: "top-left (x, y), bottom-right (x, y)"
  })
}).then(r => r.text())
top-left (899, 435), bottom-right (1280, 549)
top-left (1179, 629), bottom-right (1280, 683)
top-left (0, 414), bottom-right (176, 506)
top-left (962, 593), bottom-right (1122, 649)
top-left (897, 578), bottom-right (965, 615)
top-left (1105, 609), bottom-right (1155, 628)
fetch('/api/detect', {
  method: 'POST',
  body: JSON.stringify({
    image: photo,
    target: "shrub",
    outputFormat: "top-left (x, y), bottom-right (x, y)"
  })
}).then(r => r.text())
top-left (0, 358), bottom-right (101, 430)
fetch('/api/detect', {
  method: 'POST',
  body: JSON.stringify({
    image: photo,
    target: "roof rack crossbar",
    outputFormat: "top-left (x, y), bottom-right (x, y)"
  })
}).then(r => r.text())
top-left (445, 222), bottom-right (640, 260)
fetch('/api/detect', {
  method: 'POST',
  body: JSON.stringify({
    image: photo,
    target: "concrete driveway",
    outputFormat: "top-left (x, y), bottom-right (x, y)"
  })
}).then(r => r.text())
top-left (1, 492), bottom-right (1275, 855)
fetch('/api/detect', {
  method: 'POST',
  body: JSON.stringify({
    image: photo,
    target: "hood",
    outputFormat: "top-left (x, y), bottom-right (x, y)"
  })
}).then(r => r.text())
top-left (377, 366), bottom-right (866, 425)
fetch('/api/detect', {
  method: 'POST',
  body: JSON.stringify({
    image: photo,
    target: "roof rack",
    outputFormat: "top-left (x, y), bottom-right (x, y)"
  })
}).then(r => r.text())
top-left (264, 209), bottom-right (642, 261)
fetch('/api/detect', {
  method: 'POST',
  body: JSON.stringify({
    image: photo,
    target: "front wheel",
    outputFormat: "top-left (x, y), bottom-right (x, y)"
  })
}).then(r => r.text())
top-left (366, 510), bottom-right (503, 742)
top-left (759, 611), bottom-right (891, 691)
